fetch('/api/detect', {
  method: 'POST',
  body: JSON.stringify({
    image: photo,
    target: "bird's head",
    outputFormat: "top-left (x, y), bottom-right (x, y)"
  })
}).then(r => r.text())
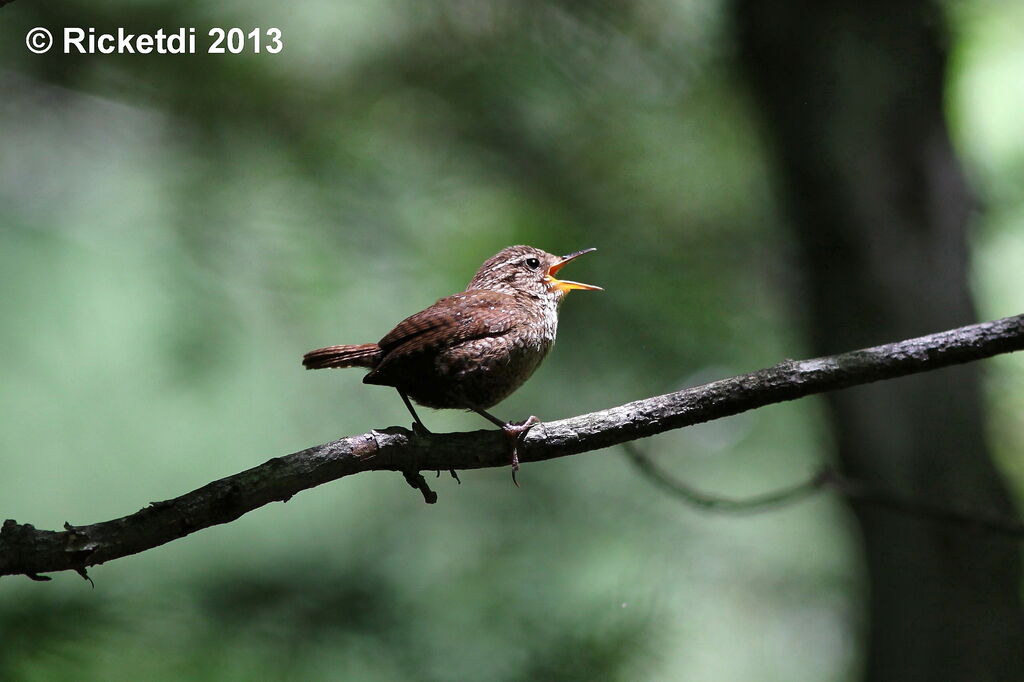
top-left (467, 245), bottom-right (602, 302)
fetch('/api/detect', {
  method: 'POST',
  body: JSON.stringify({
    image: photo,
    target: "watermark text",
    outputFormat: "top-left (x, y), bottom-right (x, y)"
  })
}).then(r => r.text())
top-left (25, 27), bottom-right (284, 55)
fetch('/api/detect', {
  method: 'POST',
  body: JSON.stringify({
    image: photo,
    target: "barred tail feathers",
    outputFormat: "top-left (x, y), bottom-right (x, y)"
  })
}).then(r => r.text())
top-left (302, 343), bottom-right (382, 370)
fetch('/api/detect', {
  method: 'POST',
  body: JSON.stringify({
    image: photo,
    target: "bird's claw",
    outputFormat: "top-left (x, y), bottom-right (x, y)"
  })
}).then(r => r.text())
top-left (502, 416), bottom-right (540, 487)
top-left (435, 468), bottom-right (461, 484)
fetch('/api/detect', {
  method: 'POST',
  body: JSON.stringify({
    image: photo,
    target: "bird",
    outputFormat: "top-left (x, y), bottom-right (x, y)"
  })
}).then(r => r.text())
top-left (302, 245), bottom-right (601, 484)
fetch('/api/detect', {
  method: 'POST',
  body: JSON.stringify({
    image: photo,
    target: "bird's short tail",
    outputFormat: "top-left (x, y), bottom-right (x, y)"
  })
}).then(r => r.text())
top-left (302, 343), bottom-right (382, 370)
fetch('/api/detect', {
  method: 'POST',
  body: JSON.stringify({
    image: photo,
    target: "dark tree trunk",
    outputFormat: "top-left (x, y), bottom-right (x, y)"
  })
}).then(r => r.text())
top-left (733, 1), bottom-right (1024, 679)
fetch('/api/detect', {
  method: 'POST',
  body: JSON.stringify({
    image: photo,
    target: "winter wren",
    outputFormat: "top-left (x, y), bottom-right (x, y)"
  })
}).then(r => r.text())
top-left (302, 245), bottom-right (601, 483)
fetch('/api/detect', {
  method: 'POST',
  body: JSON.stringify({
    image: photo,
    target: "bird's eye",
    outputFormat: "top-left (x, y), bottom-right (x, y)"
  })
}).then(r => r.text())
top-left (525, 258), bottom-right (541, 270)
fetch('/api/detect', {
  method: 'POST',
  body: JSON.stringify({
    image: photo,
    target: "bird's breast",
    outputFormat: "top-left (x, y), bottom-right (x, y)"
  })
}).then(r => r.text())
top-left (396, 298), bottom-right (561, 410)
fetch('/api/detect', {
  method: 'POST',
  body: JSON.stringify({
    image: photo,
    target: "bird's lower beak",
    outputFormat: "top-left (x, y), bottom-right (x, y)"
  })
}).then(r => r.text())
top-left (545, 248), bottom-right (603, 293)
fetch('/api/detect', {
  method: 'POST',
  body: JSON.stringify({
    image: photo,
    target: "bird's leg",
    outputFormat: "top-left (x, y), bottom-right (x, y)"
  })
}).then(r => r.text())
top-left (397, 389), bottom-right (460, 483)
top-left (398, 389), bottom-right (430, 436)
top-left (473, 408), bottom-right (540, 487)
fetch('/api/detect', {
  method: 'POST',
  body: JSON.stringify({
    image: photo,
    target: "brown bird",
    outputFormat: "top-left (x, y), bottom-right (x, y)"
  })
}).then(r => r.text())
top-left (303, 245), bottom-right (601, 483)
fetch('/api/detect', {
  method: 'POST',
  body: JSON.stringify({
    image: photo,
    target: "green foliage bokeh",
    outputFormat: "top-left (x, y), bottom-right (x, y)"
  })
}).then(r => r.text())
top-left (1, 1), bottom-right (1022, 680)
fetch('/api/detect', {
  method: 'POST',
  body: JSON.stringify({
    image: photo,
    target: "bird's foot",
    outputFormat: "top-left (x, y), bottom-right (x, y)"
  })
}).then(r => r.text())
top-left (408, 424), bottom-right (459, 482)
top-left (502, 416), bottom-right (540, 487)
top-left (435, 468), bottom-right (461, 484)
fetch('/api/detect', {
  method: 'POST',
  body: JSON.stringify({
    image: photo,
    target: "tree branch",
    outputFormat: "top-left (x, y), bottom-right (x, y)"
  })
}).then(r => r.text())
top-left (621, 442), bottom-right (825, 513)
top-left (3, 313), bottom-right (1023, 579)
top-left (622, 443), bottom-right (1024, 536)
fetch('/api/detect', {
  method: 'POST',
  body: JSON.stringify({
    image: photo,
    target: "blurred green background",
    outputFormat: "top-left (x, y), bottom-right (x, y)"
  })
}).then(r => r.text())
top-left (1, 1), bottom-right (1022, 680)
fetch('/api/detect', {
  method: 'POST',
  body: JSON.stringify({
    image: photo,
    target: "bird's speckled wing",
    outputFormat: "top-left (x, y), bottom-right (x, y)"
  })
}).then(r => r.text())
top-left (364, 290), bottom-right (520, 384)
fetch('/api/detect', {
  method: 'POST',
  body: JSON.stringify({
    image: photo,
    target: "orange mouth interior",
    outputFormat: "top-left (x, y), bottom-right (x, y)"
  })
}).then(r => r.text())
top-left (544, 248), bottom-right (602, 293)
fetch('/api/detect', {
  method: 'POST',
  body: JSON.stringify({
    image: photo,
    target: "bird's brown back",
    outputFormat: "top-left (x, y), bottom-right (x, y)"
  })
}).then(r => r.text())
top-left (364, 290), bottom-right (533, 408)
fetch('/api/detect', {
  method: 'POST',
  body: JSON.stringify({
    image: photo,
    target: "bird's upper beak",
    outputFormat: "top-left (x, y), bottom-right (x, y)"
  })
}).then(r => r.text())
top-left (544, 248), bottom-right (603, 293)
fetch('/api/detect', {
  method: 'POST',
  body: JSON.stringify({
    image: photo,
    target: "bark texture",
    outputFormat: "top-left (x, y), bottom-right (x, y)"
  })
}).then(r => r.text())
top-left (3, 314), bottom-right (1022, 579)
top-left (734, 1), bottom-right (1024, 679)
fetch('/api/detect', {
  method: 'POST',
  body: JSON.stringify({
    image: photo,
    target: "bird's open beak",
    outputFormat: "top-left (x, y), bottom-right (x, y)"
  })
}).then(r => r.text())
top-left (544, 248), bottom-right (603, 293)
